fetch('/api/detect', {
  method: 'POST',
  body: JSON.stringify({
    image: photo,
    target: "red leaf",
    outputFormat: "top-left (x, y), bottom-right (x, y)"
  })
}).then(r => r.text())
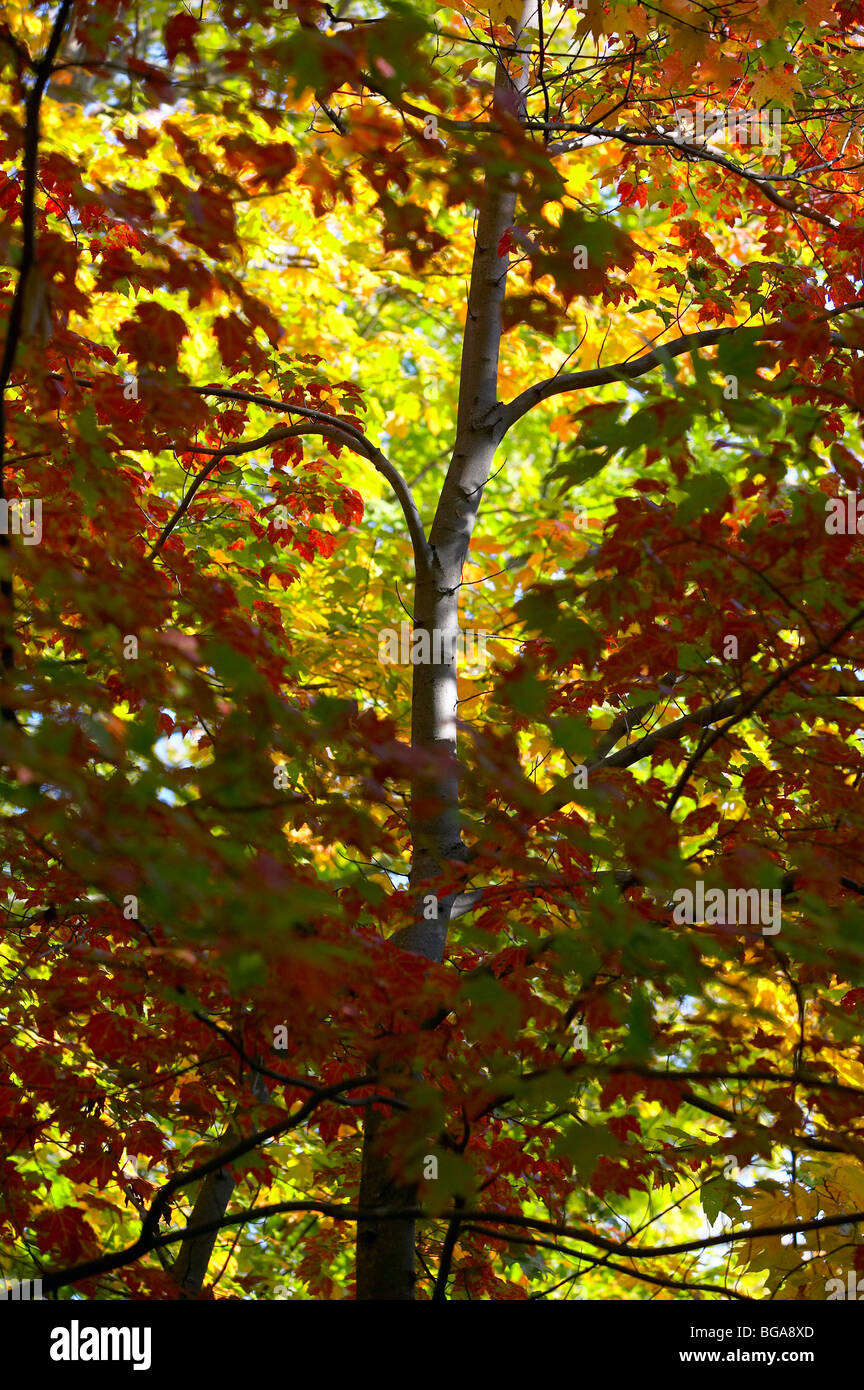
top-left (32, 1207), bottom-right (101, 1263)
top-left (60, 1152), bottom-right (118, 1188)
top-left (165, 12), bottom-right (201, 65)
top-left (609, 1114), bottom-right (642, 1142)
top-left (246, 142), bottom-right (297, 190)
top-left (642, 1078), bottom-right (684, 1114)
top-left (213, 313), bottom-right (266, 372)
top-left (126, 1121), bottom-right (169, 1161)
top-left (117, 301), bottom-right (188, 369)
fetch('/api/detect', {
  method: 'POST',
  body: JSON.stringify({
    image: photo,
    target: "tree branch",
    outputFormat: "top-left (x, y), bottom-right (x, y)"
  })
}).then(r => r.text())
top-left (41, 1195), bottom-right (864, 1295)
top-left (546, 122), bottom-right (842, 230)
top-left (147, 426), bottom-right (292, 558)
top-left (432, 1196), bottom-right (465, 1301)
top-left (464, 1225), bottom-right (754, 1301)
top-left (0, 0), bottom-right (74, 725)
top-left (665, 603), bottom-right (864, 815)
top-left (541, 676), bottom-right (864, 815)
top-left (191, 385), bottom-right (431, 573)
top-left (498, 302), bottom-right (864, 435)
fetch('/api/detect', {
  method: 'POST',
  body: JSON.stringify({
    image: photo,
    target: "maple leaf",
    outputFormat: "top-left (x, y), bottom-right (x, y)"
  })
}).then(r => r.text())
top-left (60, 1153), bottom-right (118, 1188)
top-left (748, 67), bottom-right (804, 111)
top-left (165, 12), bottom-right (201, 65)
top-left (117, 301), bottom-right (188, 369)
top-left (125, 1121), bottom-right (169, 1162)
top-left (32, 1208), bottom-right (101, 1263)
top-left (213, 313), bottom-right (266, 373)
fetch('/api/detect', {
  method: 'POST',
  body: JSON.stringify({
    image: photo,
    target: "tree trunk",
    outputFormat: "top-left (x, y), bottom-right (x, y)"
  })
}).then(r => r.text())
top-left (355, 9), bottom-right (533, 1299)
top-left (170, 1066), bottom-right (269, 1296)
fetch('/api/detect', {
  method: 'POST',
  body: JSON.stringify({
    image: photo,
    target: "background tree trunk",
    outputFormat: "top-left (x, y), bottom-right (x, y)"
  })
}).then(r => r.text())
top-left (170, 1067), bottom-right (269, 1296)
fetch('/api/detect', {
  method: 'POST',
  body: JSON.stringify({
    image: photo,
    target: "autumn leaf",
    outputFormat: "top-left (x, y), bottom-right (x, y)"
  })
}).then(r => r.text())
top-left (165, 12), bottom-right (201, 65)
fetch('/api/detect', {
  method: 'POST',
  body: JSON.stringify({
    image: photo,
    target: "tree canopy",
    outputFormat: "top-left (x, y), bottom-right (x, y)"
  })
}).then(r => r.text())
top-left (4, 0), bottom-right (864, 1303)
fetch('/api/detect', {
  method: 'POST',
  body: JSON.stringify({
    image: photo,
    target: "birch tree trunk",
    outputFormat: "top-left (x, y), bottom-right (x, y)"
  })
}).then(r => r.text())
top-left (355, 8), bottom-right (534, 1300)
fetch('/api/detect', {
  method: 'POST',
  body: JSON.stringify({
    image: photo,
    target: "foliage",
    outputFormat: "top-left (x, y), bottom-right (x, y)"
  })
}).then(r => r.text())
top-left (3, 0), bottom-right (864, 1301)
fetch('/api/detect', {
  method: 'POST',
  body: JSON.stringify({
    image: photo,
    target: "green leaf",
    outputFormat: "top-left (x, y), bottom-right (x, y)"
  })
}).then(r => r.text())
top-left (554, 1123), bottom-right (617, 1178)
top-left (674, 470), bottom-right (731, 525)
top-left (552, 449), bottom-right (610, 491)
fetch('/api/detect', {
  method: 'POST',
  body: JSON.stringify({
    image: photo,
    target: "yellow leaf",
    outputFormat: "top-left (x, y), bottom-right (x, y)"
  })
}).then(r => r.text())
top-left (749, 67), bottom-right (803, 110)
top-left (608, 2), bottom-right (651, 38)
top-left (487, 0), bottom-right (520, 24)
top-left (550, 414), bottom-right (577, 441)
